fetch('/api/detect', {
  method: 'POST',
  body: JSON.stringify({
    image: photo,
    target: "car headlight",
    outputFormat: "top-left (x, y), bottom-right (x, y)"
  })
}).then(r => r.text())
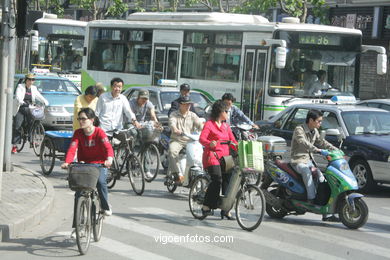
top-left (46, 106), bottom-right (65, 112)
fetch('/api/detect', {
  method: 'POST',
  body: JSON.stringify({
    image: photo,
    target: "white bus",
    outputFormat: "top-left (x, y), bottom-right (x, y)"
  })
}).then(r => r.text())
top-left (29, 15), bottom-right (87, 87)
top-left (82, 12), bottom-right (387, 120)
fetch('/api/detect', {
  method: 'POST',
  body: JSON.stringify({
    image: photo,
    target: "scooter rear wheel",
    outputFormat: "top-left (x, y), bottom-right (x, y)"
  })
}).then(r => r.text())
top-left (265, 189), bottom-right (288, 219)
top-left (338, 197), bottom-right (368, 229)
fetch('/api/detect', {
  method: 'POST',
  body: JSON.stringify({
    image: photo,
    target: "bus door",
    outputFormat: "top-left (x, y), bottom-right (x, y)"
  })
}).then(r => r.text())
top-left (241, 49), bottom-right (267, 121)
top-left (152, 45), bottom-right (179, 85)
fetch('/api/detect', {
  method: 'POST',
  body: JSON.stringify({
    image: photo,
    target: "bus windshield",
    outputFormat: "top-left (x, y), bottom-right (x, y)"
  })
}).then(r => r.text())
top-left (31, 23), bottom-right (85, 73)
top-left (269, 31), bottom-right (360, 98)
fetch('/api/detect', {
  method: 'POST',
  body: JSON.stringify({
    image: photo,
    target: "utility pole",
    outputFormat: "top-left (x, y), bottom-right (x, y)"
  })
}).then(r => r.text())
top-left (0, 0), bottom-right (11, 200)
top-left (4, 0), bottom-right (16, 172)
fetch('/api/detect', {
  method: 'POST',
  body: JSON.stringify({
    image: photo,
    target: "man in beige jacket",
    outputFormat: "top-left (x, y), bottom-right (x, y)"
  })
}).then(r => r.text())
top-left (290, 109), bottom-right (336, 205)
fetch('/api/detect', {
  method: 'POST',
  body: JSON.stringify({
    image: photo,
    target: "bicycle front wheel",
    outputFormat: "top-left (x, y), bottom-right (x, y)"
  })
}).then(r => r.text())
top-left (128, 154), bottom-right (145, 195)
top-left (39, 137), bottom-right (55, 175)
top-left (31, 121), bottom-right (45, 156)
top-left (75, 196), bottom-right (92, 255)
top-left (92, 194), bottom-right (103, 242)
top-left (235, 185), bottom-right (265, 231)
top-left (141, 143), bottom-right (160, 182)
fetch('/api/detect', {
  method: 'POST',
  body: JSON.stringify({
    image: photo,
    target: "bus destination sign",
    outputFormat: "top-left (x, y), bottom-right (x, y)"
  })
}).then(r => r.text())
top-left (299, 33), bottom-right (341, 46)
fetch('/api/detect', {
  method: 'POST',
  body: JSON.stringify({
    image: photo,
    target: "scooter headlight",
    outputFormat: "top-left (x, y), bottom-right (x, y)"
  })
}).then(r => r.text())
top-left (340, 162), bottom-right (349, 171)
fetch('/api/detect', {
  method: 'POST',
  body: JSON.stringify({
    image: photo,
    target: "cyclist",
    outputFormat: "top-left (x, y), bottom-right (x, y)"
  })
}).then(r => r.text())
top-left (168, 83), bottom-right (197, 117)
top-left (61, 108), bottom-right (114, 236)
top-left (95, 77), bottom-right (141, 136)
top-left (73, 85), bottom-right (98, 130)
top-left (129, 89), bottom-right (158, 123)
top-left (221, 93), bottom-right (259, 129)
top-left (129, 89), bottom-right (159, 179)
top-left (12, 73), bottom-right (49, 154)
top-left (168, 96), bottom-right (204, 184)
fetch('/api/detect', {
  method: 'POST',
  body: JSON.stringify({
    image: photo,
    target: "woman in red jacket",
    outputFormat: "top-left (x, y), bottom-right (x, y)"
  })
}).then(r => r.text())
top-left (199, 100), bottom-right (237, 220)
top-left (61, 108), bottom-right (114, 234)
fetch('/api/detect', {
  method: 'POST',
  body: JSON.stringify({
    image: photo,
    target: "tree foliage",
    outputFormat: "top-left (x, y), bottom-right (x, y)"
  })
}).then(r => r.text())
top-left (69, 0), bottom-right (128, 20)
top-left (233, 0), bottom-right (328, 23)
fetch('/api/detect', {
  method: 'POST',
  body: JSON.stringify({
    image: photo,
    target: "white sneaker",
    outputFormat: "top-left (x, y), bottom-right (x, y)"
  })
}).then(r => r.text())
top-left (145, 171), bottom-right (153, 179)
top-left (104, 206), bottom-right (112, 216)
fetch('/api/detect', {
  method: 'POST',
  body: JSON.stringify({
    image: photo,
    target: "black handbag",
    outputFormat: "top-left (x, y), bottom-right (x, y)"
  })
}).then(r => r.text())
top-left (214, 151), bottom-right (235, 173)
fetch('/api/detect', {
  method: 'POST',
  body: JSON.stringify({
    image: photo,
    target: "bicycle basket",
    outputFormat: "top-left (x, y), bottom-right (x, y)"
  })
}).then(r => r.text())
top-left (139, 126), bottom-right (160, 143)
top-left (68, 164), bottom-right (101, 191)
top-left (30, 106), bottom-right (45, 120)
top-left (238, 141), bottom-right (264, 172)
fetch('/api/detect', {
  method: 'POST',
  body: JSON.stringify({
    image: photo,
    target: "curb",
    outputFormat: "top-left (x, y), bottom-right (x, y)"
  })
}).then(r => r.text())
top-left (1, 164), bottom-right (55, 241)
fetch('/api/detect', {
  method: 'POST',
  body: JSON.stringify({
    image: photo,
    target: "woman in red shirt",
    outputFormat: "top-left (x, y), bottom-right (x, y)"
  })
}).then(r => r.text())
top-left (61, 108), bottom-right (114, 233)
top-left (200, 100), bottom-right (237, 220)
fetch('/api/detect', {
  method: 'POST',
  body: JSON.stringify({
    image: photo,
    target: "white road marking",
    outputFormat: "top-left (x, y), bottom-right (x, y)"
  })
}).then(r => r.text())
top-left (105, 215), bottom-right (260, 260)
top-left (132, 207), bottom-right (344, 260)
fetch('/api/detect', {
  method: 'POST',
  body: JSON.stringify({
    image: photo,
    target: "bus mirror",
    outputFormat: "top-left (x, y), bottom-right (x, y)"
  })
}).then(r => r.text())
top-left (275, 47), bottom-right (287, 69)
top-left (377, 53), bottom-right (387, 75)
top-left (31, 30), bottom-right (39, 52)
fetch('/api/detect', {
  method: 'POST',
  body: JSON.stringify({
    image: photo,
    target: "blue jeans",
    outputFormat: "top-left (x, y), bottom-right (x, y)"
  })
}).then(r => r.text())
top-left (72, 167), bottom-right (109, 228)
top-left (292, 162), bottom-right (323, 200)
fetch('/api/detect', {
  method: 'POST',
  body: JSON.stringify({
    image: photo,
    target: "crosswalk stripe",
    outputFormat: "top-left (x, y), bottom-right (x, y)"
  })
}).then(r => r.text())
top-left (96, 236), bottom-right (172, 260)
top-left (132, 207), bottom-right (344, 260)
top-left (369, 212), bottom-right (390, 223)
top-left (105, 215), bottom-right (260, 260)
top-left (133, 207), bottom-right (390, 259)
top-left (380, 207), bottom-right (390, 211)
top-left (56, 232), bottom-right (172, 260)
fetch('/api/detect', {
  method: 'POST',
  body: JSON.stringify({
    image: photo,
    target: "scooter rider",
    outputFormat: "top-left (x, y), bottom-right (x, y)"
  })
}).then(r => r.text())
top-left (168, 96), bottom-right (204, 184)
top-left (290, 109), bottom-right (339, 222)
top-left (221, 93), bottom-right (259, 129)
top-left (168, 83), bottom-right (197, 117)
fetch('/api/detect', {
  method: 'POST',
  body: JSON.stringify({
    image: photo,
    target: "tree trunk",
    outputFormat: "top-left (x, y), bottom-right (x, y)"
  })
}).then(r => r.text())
top-left (218, 0), bottom-right (224, 12)
top-left (300, 0), bottom-right (308, 23)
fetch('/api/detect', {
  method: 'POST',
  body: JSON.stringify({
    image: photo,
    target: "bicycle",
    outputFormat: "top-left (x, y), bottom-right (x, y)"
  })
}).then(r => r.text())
top-left (68, 163), bottom-right (105, 255)
top-left (106, 128), bottom-right (145, 195)
top-left (137, 121), bottom-right (161, 182)
top-left (188, 141), bottom-right (265, 231)
top-left (15, 104), bottom-right (45, 156)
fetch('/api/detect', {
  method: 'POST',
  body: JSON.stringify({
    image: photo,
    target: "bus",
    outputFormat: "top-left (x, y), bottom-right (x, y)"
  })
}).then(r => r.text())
top-left (29, 14), bottom-right (87, 87)
top-left (82, 12), bottom-right (387, 120)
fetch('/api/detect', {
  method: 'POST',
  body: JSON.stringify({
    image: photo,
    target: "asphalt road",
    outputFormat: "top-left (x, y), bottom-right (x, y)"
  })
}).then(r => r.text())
top-left (2, 147), bottom-right (390, 260)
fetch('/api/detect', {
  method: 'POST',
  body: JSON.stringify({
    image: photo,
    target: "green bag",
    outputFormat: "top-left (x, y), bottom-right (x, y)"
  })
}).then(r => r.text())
top-left (238, 141), bottom-right (264, 172)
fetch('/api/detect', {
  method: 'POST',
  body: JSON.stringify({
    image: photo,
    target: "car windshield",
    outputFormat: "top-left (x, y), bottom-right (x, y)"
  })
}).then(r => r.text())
top-left (342, 111), bottom-right (390, 135)
top-left (35, 79), bottom-right (80, 94)
top-left (160, 92), bottom-right (210, 112)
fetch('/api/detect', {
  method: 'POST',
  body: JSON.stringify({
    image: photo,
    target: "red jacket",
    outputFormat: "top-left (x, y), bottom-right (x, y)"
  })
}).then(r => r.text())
top-left (65, 127), bottom-right (114, 164)
top-left (200, 120), bottom-right (237, 169)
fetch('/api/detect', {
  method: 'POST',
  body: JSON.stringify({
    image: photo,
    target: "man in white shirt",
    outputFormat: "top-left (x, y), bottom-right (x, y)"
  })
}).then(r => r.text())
top-left (95, 77), bottom-right (141, 135)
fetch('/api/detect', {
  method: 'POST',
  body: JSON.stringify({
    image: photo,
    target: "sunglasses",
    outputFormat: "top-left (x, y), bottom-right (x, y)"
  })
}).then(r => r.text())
top-left (77, 117), bottom-right (89, 121)
top-left (27, 78), bottom-right (35, 81)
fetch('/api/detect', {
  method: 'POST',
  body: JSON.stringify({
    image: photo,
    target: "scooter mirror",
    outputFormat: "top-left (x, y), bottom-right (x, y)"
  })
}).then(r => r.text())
top-left (325, 128), bottom-right (340, 136)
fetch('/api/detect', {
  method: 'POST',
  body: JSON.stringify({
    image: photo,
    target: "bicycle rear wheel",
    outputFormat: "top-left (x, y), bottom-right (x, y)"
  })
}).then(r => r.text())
top-left (92, 193), bottom-right (103, 242)
top-left (31, 121), bottom-right (45, 156)
top-left (235, 185), bottom-right (265, 231)
top-left (189, 175), bottom-right (210, 219)
top-left (16, 127), bottom-right (27, 152)
top-left (141, 143), bottom-right (160, 182)
top-left (75, 196), bottom-right (92, 255)
top-left (39, 137), bottom-right (55, 175)
top-left (128, 154), bottom-right (145, 195)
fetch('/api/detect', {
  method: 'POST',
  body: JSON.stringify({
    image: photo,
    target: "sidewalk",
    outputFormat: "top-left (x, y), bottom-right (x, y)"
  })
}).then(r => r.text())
top-left (0, 164), bottom-right (54, 241)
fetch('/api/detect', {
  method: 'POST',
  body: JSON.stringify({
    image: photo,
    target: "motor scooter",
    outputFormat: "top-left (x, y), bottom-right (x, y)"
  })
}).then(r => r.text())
top-left (259, 132), bottom-right (369, 229)
top-left (231, 123), bottom-right (258, 141)
top-left (164, 132), bottom-right (206, 193)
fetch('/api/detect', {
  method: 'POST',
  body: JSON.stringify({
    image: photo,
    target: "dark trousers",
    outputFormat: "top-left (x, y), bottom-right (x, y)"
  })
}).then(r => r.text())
top-left (203, 165), bottom-right (231, 209)
top-left (72, 167), bottom-right (109, 228)
top-left (12, 106), bottom-right (32, 145)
